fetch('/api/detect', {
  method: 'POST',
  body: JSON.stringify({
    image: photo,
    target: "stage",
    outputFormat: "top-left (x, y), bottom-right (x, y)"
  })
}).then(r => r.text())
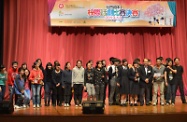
top-left (1, 97), bottom-right (187, 122)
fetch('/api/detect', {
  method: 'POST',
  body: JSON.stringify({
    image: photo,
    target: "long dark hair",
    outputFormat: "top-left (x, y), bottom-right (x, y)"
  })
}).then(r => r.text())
top-left (64, 62), bottom-right (70, 70)
top-left (36, 58), bottom-right (43, 68)
top-left (21, 62), bottom-right (27, 70)
top-left (166, 59), bottom-right (173, 67)
top-left (24, 69), bottom-right (30, 81)
top-left (88, 60), bottom-right (93, 63)
top-left (32, 61), bottom-right (38, 69)
top-left (54, 63), bottom-right (60, 70)
top-left (45, 62), bottom-right (53, 70)
top-left (86, 62), bottom-right (90, 68)
top-left (101, 60), bottom-right (106, 67)
top-left (95, 61), bottom-right (102, 69)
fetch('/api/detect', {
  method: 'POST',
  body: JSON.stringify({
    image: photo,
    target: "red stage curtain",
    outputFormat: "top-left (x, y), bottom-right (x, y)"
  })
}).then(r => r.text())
top-left (3, 0), bottom-right (187, 98)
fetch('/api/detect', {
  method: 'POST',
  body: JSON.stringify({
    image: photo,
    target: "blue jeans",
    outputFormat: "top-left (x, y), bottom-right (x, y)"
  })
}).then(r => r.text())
top-left (24, 89), bottom-right (31, 99)
top-left (24, 89), bottom-right (31, 105)
top-left (8, 85), bottom-right (13, 100)
top-left (166, 84), bottom-right (176, 104)
top-left (31, 84), bottom-right (41, 105)
top-left (0, 85), bottom-right (6, 102)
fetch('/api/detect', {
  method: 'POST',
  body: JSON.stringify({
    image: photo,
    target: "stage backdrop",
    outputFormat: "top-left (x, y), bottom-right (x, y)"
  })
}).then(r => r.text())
top-left (3, 0), bottom-right (187, 98)
top-left (50, 0), bottom-right (176, 27)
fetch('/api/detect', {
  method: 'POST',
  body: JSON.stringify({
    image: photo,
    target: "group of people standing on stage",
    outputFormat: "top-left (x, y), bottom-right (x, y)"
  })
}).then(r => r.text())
top-left (0, 56), bottom-right (186, 109)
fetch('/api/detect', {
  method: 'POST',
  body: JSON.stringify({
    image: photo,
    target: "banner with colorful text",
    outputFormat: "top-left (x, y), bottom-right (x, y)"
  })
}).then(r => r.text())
top-left (49, 0), bottom-right (176, 27)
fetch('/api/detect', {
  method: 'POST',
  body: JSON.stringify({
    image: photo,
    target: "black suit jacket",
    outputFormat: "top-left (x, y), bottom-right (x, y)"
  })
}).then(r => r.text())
top-left (138, 65), bottom-right (154, 88)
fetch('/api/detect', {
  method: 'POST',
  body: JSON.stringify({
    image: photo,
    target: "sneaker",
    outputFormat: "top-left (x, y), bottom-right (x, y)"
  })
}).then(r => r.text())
top-left (146, 103), bottom-right (151, 106)
top-left (33, 105), bottom-right (36, 108)
top-left (66, 103), bottom-right (70, 107)
top-left (14, 105), bottom-right (21, 109)
top-left (79, 104), bottom-right (82, 107)
top-left (134, 102), bottom-right (138, 106)
top-left (166, 103), bottom-right (170, 106)
top-left (75, 104), bottom-right (78, 107)
top-left (152, 103), bottom-right (156, 106)
top-left (23, 104), bottom-right (27, 108)
top-left (171, 103), bottom-right (175, 106)
top-left (161, 103), bottom-right (165, 106)
top-left (36, 104), bottom-right (40, 108)
top-left (64, 103), bottom-right (67, 107)
top-left (123, 103), bottom-right (128, 107)
top-left (130, 103), bottom-right (134, 106)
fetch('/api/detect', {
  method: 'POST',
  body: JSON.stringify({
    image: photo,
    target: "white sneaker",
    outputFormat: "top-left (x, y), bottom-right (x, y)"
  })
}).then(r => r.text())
top-left (37, 104), bottom-right (40, 108)
top-left (33, 105), bottom-right (36, 108)
top-left (171, 103), bottom-right (175, 106)
top-left (152, 103), bottom-right (156, 106)
top-left (14, 105), bottom-right (21, 109)
top-left (161, 103), bottom-right (165, 106)
top-left (66, 104), bottom-right (70, 107)
top-left (75, 105), bottom-right (78, 107)
top-left (79, 104), bottom-right (82, 107)
top-left (64, 103), bottom-right (67, 107)
top-left (23, 104), bottom-right (27, 108)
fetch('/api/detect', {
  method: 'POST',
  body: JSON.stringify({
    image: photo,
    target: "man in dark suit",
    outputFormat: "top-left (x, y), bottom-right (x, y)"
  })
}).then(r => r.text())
top-left (138, 58), bottom-right (154, 106)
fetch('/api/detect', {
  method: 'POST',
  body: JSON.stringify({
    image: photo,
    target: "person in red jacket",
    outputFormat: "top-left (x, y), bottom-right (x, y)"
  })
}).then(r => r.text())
top-left (8, 61), bottom-right (18, 98)
top-left (29, 61), bottom-right (44, 108)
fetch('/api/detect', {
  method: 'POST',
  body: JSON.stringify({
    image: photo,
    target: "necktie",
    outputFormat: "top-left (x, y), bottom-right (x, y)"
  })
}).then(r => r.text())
top-left (145, 67), bottom-right (148, 75)
top-left (115, 67), bottom-right (118, 76)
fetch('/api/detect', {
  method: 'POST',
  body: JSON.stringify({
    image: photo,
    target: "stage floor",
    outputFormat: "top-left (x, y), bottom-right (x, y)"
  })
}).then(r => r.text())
top-left (12, 97), bottom-right (187, 116)
top-left (1, 97), bottom-right (187, 122)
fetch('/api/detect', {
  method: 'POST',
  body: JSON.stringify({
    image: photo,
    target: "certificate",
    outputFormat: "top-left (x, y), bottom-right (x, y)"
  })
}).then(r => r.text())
top-left (154, 73), bottom-right (161, 77)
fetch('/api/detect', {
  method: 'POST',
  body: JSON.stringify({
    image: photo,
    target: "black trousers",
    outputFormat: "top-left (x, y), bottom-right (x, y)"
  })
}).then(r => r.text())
top-left (140, 85), bottom-right (150, 105)
top-left (144, 84), bottom-right (153, 103)
top-left (15, 94), bottom-right (23, 106)
top-left (52, 85), bottom-right (62, 105)
top-left (73, 84), bottom-right (83, 105)
top-left (166, 84), bottom-right (176, 103)
top-left (103, 82), bottom-right (108, 103)
top-left (149, 84), bottom-right (153, 101)
top-left (176, 80), bottom-right (186, 103)
top-left (64, 83), bottom-right (72, 104)
top-left (44, 82), bottom-right (53, 104)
